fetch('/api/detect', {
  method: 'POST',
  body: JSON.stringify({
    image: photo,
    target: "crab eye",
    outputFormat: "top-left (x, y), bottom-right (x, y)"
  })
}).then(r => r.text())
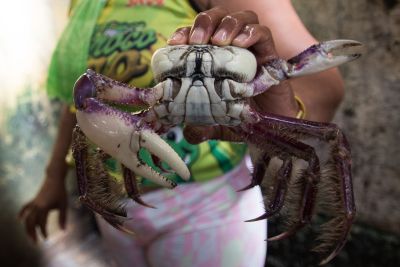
top-left (164, 126), bottom-right (183, 143)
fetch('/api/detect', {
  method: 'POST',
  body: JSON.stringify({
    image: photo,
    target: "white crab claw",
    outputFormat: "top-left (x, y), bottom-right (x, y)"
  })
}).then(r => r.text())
top-left (137, 131), bottom-right (190, 181)
top-left (286, 39), bottom-right (364, 77)
top-left (76, 104), bottom-right (190, 188)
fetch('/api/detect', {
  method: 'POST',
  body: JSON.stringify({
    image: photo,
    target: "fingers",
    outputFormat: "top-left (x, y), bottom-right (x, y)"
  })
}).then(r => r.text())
top-left (59, 205), bottom-right (67, 230)
top-left (38, 211), bottom-right (49, 239)
top-left (232, 24), bottom-right (278, 64)
top-left (19, 201), bottom-right (66, 243)
top-left (211, 11), bottom-right (258, 46)
top-left (23, 205), bottom-right (39, 243)
top-left (167, 7), bottom-right (277, 64)
top-left (18, 202), bottom-right (33, 220)
top-left (167, 26), bottom-right (191, 45)
top-left (168, 7), bottom-right (230, 45)
top-left (189, 6), bottom-right (229, 44)
top-left (183, 126), bottom-right (210, 144)
top-left (184, 125), bottom-right (243, 144)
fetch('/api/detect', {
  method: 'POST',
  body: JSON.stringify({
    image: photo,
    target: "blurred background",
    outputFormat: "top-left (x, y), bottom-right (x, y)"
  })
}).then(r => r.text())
top-left (0, 0), bottom-right (399, 266)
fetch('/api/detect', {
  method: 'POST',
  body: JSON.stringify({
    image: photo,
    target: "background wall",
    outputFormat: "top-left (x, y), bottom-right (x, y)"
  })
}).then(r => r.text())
top-left (293, 0), bottom-right (400, 234)
top-left (0, 0), bottom-right (399, 266)
top-left (0, 1), bottom-right (69, 266)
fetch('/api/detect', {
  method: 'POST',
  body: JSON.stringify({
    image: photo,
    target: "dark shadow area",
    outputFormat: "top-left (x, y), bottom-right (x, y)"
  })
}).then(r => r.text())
top-left (266, 215), bottom-right (400, 267)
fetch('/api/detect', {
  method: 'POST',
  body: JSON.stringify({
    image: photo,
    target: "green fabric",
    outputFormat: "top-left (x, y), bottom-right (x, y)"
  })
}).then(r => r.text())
top-left (47, 0), bottom-right (247, 184)
top-left (46, 0), bottom-right (106, 104)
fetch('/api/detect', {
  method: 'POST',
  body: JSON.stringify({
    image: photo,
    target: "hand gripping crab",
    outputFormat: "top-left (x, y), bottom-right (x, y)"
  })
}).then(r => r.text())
top-left (72, 40), bottom-right (363, 264)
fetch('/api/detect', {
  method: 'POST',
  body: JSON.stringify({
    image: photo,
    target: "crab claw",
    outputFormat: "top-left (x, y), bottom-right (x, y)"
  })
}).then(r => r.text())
top-left (74, 74), bottom-right (190, 188)
top-left (285, 39), bottom-right (364, 77)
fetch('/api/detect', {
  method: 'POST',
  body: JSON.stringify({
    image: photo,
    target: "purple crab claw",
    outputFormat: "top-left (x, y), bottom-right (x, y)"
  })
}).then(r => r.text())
top-left (284, 39), bottom-right (364, 77)
top-left (221, 40), bottom-right (364, 98)
top-left (73, 74), bottom-right (96, 109)
top-left (73, 74), bottom-right (190, 188)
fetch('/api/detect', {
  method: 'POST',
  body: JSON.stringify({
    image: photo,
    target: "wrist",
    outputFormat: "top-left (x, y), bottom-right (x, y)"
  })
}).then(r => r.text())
top-left (254, 81), bottom-right (299, 117)
top-left (45, 161), bottom-right (68, 179)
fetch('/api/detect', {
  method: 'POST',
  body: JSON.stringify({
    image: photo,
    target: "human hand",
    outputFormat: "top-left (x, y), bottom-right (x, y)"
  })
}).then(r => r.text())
top-left (167, 6), bottom-right (299, 143)
top-left (18, 170), bottom-right (68, 243)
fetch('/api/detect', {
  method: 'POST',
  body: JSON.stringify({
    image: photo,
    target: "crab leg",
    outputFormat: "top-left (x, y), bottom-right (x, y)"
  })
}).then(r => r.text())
top-left (236, 127), bottom-right (321, 227)
top-left (122, 166), bottom-right (156, 209)
top-left (74, 69), bottom-right (167, 107)
top-left (241, 110), bottom-right (355, 264)
top-left (72, 126), bottom-right (132, 233)
top-left (238, 152), bottom-right (271, 192)
top-left (245, 158), bottom-right (293, 221)
top-left (73, 74), bottom-right (190, 188)
top-left (222, 40), bottom-right (364, 98)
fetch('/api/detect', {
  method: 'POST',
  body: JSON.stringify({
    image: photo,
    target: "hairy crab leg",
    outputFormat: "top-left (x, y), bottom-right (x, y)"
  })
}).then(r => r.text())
top-left (236, 127), bottom-right (321, 228)
top-left (245, 158), bottom-right (293, 221)
top-left (73, 73), bottom-right (190, 188)
top-left (238, 153), bottom-right (271, 192)
top-left (241, 110), bottom-right (355, 264)
top-left (122, 166), bottom-right (156, 209)
top-left (72, 126), bottom-right (134, 233)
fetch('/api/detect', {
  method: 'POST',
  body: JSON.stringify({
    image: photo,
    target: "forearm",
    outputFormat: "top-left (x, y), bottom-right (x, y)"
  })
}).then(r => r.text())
top-left (207, 0), bottom-right (344, 122)
top-left (46, 104), bottom-right (77, 181)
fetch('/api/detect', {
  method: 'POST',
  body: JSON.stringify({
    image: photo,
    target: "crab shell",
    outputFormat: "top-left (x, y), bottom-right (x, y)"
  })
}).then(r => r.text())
top-left (72, 40), bottom-right (365, 265)
top-left (149, 45), bottom-right (260, 126)
top-left (151, 45), bottom-right (258, 83)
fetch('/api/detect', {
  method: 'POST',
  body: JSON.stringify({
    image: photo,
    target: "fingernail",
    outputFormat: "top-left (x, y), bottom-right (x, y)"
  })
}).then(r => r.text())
top-left (167, 31), bottom-right (184, 44)
top-left (213, 29), bottom-right (228, 43)
top-left (234, 33), bottom-right (249, 44)
top-left (190, 28), bottom-right (205, 44)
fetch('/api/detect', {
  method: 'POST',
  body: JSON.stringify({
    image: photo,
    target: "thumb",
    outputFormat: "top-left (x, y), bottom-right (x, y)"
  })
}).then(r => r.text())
top-left (183, 126), bottom-right (216, 144)
top-left (184, 125), bottom-right (242, 144)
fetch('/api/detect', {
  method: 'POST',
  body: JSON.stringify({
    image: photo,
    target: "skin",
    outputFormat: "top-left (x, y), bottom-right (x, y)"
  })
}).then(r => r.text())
top-left (19, 105), bottom-right (75, 241)
top-left (173, 0), bottom-right (344, 143)
top-left (19, 0), bottom-right (344, 243)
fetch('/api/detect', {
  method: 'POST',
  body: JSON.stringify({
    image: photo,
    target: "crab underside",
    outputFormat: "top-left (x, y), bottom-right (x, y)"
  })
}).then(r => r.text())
top-left (71, 40), bottom-right (364, 264)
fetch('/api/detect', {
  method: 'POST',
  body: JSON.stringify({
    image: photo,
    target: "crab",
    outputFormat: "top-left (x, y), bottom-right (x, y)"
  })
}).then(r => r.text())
top-left (71, 40), bottom-right (363, 264)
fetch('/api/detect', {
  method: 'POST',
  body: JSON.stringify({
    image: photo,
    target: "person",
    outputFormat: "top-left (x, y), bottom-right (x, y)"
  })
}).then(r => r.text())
top-left (19, 0), bottom-right (345, 266)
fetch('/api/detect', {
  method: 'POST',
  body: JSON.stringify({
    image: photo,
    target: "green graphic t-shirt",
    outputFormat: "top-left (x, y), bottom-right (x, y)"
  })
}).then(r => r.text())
top-left (49, 0), bottom-right (247, 184)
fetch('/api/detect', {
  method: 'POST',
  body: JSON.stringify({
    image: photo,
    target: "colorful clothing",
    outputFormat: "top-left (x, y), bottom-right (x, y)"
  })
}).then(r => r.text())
top-left (47, 2), bottom-right (267, 266)
top-left (97, 157), bottom-right (267, 267)
top-left (47, 0), bottom-right (247, 184)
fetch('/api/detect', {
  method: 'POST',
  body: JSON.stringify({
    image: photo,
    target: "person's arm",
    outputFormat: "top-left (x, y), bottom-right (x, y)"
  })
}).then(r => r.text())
top-left (175, 0), bottom-right (343, 121)
top-left (170, 1), bottom-right (344, 142)
top-left (19, 104), bottom-right (76, 242)
top-left (46, 105), bottom-right (77, 180)
top-left (211, 0), bottom-right (344, 122)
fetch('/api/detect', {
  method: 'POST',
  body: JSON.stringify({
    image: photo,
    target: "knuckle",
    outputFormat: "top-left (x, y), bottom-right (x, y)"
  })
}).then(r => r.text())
top-left (221, 15), bottom-right (238, 25)
top-left (195, 12), bottom-right (212, 24)
top-left (197, 10), bottom-right (211, 19)
top-left (175, 26), bottom-right (190, 32)
top-left (260, 25), bottom-right (272, 36)
top-left (212, 6), bottom-right (229, 14)
top-left (196, 6), bottom-right (228, 22)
